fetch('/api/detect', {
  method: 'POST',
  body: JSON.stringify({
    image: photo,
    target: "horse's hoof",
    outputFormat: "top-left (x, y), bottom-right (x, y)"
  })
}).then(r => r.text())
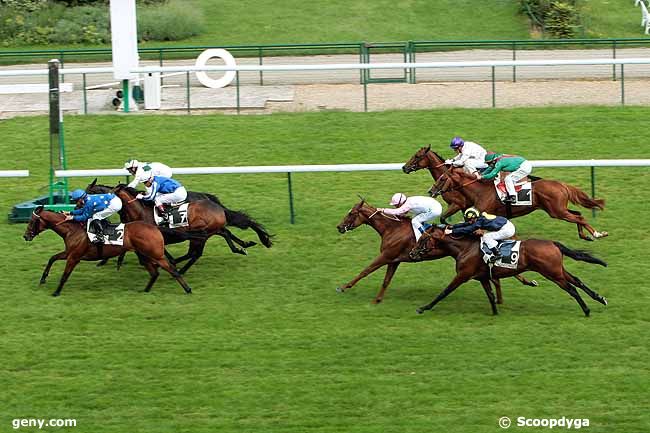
top-left (185, 290), bottom-right (192, 295)
top-left (530, 280), bottom-right (539, 287)
top-left (51, 292), bottom-right (60, 297)
top-left (416, 308), bottom-right (424, 315)
top-left (602, 297), bottom-right (608, 306)
top-left (594, 231), bottom-right (608, 239)
top-left (246, 241), bottom-right (257, 248)
top-left (39, 279), bottom-right (46, 285)
top-left (584, 310), bottom-right (590, 317)
top-left (336, 287), bottom-right (345, 293)
top-left (372, 298), bottom-right (383, 304)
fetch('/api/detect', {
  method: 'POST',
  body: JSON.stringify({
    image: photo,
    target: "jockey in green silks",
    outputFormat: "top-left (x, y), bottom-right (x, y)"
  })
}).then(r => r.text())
top-left (477, 153), bottom-right (533, 203)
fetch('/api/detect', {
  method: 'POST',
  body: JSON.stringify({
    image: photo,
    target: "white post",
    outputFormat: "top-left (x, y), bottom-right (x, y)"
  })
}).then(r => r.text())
top-left (110, 0), bottom-right (139, 112)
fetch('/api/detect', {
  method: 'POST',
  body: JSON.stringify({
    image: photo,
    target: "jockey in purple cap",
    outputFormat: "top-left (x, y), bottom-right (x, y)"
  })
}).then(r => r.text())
top-left (445, 136), bottom-right (488, 175)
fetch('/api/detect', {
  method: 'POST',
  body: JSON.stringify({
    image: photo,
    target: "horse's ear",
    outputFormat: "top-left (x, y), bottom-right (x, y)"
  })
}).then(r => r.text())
top-left (425, 144), bottom-right (431, 152)
top-left (356, 193), bottom-right (366, 204)
top-left (34, 205), bottom-right (44, 214)
top-left (90, 178), bottom-right (97, 188)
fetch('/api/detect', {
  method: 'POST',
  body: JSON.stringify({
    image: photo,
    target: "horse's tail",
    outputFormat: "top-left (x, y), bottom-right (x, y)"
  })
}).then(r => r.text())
top-left (554, 242), bottom-right (607, 267)
top-left (158, 227), bottom-right (208, 241)
top-left (224, 208), bottom-right (273, 248)
top-left (564, 184), bottom-right (605, 210)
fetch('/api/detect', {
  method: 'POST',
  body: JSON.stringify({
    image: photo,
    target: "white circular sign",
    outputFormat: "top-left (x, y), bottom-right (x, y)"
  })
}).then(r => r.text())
top-left (194, 49), bottom-right (236, 89)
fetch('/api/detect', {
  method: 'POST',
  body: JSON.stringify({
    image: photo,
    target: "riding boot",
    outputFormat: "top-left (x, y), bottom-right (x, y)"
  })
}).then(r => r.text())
top-left (157, 205), bottom-right (168, 224)
top-left (90, 220), bottom-right (105, 244)
top-left (489, 246), bottom-right (502, 263)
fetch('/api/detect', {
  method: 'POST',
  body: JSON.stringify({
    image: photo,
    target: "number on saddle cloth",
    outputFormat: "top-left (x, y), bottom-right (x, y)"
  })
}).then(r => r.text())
top-left (480, 240), bottom-right (521, 269)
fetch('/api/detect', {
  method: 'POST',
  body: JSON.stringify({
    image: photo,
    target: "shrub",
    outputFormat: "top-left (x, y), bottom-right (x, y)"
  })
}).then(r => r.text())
top-left (137, 0), bottom-right (204, 42)
top-left (544, 1), bottom-right (579, 38)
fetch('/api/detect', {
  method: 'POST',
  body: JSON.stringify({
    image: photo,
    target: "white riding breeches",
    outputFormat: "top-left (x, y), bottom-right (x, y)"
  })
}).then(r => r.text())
top-left (504, 160), bottom-right (533, 196)
top-left (155, 186), bottom-right (188, 207)
top-left (91, 196), bottom-right (123, 221)
top-left (412, 208), bottom-right (442, 241)
top-left (481, 221), bottom-right (516, 249)
top-left (462, 158), bottom-right (488, 174)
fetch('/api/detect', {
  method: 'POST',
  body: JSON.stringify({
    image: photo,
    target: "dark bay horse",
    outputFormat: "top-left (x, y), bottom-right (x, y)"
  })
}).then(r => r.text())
top-left (336, 199), bottom-right (537, 304)
top-left (110, 184), bottom-right (272, 274)
top-left (402, 146), bottom-right (470, 223)
top-left (409, 227), bottom-right (608, 316)
top-left (87, 179), bottom-right (259, 259)
top-left (23, 207), bottom-right (193, 296)
top-left (429, 168), bottom-right (608, 241)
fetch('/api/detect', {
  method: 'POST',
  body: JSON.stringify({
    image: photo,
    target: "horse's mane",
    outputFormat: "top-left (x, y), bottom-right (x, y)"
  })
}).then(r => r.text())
top-left (431, 150), bottom-right (445, 161)
top-left (114, 184), bottom-right (139, 197)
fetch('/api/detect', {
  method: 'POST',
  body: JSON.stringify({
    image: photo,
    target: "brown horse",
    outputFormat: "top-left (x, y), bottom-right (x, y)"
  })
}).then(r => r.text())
top-left (429, 166), bottom-right (608, 241)
top-left (111, 185), bottom-right (273, 274)
top-left (23, 207), bottom-right (193, 296)
top-left (409, 227), bottom-right (608, 316)
top-left (336, 199), bottom-right (538, 304)
top-left (402, 146), bottom-right (470, 223)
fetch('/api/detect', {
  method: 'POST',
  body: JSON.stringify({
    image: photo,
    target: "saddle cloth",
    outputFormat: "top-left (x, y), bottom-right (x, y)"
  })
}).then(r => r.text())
top-left (480, 240), bottom-right (521, 269)
top-left (493, 177), bottom-right (532, 206)
top-left (86, 221), bottom-right (125, 245)
top-left (154, 202), bottom-right (190, 228)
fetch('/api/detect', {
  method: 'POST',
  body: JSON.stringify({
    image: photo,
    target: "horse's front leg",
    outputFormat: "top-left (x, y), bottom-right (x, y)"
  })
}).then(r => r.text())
top-left (416, 273), bottom-right (470, 314)
top-left (52, 257), bottom-right (80, 297)
top-left (373, 262), bottom-right (400, 304)
top-left (40, 251), bottom-right (67, 284)
top-left (479, 279), bottom-right (498, 315)
top-left (337, 255), bottom-right (389, 294)
top-left (440, 202), bottom-right (462, 225)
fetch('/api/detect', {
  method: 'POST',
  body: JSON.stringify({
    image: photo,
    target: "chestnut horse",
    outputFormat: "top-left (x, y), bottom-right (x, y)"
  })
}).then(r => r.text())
top-left (429, 167), bottom-right (608, 241)
top-left (336, 199), bottom-right (537, 304)
top-left (23, 207), bottom-right (193, 296)
top-left (402, 146), bottom-right (470, 223)
top-left (409, 227), bottom-right (608, 316)
top-left (111, 185), bottom-right (272, 274)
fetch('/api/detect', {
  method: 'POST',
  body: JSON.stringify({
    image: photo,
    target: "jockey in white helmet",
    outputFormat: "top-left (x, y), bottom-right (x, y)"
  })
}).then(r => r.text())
top-left (124, 159), bottom-right (173, 189)
top-left (378, 193), bottom-right (443, 241)
top-left (445, 136), bottom-right (488, 175)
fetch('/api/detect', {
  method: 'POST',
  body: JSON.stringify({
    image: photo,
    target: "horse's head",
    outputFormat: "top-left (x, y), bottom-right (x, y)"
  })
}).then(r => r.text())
top-left (85, 178), bottom-right (113, 195)
top-left (23, 206), bottom-right (48, 241)
top-left (112, 184), bottom-right (137, 200)
top-left (428, 166), bottom-right (464, 197)
top-left (337, 197), bottom-right (372, 233)
top-left (402, 145), bottom-right (432, 174)
top-left (409, 226), bottom-right (447, 260)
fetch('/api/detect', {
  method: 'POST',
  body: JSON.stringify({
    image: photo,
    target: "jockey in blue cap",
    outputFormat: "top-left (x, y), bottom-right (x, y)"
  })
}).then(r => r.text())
top-left (135, 172), bottom-right (187, 221)
top-left (64, 189), bottom-right (122, 243)
top-left (445, 136), bottom-right (488, 175)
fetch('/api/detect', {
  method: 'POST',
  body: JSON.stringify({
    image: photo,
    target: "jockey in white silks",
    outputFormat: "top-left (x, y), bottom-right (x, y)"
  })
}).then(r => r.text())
top-left (445, 136), bottom-right (488, 175)
top-left (378, 193), bottom-right (443, 241)
top-left (124, 159), bottom-right (173, 189)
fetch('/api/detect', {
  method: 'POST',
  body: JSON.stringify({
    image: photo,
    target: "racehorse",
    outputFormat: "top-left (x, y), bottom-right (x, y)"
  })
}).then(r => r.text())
top-left (336, 199), bottom-right (538, 304)
top-left (402, 146), bottom-right (471, 223)
top-left (409, 227), bottom-right (608, 316)
top-left (23, 207), bottom-right (193, 296)
top-left (109, 184), bottom-right (272, 274)
top-left (86, 179), bottom-right (259, 267)
top-left (429, 167), bottom-right (608, 241)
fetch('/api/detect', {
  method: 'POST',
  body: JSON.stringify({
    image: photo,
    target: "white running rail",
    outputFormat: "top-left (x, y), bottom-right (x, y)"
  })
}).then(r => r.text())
top-left (0, 170), bottom-right (29, 177)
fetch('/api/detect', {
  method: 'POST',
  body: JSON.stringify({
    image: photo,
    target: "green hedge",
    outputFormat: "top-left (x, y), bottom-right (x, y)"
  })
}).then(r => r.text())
top-left (520, 0), bottom-right (581, 38)
top-left (0, 0), bottom-right (202, 46)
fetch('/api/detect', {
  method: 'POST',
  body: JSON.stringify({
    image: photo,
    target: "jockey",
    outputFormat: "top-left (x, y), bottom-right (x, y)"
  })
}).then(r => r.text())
top-left (445, 136), bottom-right (488, 175)
top-left (445, 207), bottom-right (516, 263)
top-left (378, 193), bottom-right (443, 241)
top-left (64, 189), bottom-right (122, 244)
top-left (479, 152), bottom-right (533, 203)
top-left (136, 172), bottom-right (188, 221)
top-left (124, 159), bottom-right (173, 189)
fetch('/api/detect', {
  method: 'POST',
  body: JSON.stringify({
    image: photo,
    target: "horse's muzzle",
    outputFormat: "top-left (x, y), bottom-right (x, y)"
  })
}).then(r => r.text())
top-left (409, 249), bottom-right (421, 260)
top-left (402, 165), bottom-right (413, 174)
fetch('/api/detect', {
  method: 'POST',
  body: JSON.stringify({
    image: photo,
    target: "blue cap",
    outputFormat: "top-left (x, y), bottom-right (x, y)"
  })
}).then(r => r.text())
top-left (450, 136), bottom-right (465, 149)
top-left (70, 189), bottom-right (87, 201)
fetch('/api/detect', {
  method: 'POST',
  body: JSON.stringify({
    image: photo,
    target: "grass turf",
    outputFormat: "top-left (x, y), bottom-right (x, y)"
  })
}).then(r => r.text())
top-left (1, 107), bottom-right (649, 433)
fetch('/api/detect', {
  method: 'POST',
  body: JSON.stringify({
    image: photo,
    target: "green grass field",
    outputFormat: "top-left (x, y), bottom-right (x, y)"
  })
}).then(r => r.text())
top-left (581, 0), bottom-right (646, 39)
top-left (1, 107), bottom-right (649, 433)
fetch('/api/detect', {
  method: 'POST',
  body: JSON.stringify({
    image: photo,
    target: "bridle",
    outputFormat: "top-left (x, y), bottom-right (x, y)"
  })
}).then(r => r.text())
top-left (433, 171), bottom-right (479, 195)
